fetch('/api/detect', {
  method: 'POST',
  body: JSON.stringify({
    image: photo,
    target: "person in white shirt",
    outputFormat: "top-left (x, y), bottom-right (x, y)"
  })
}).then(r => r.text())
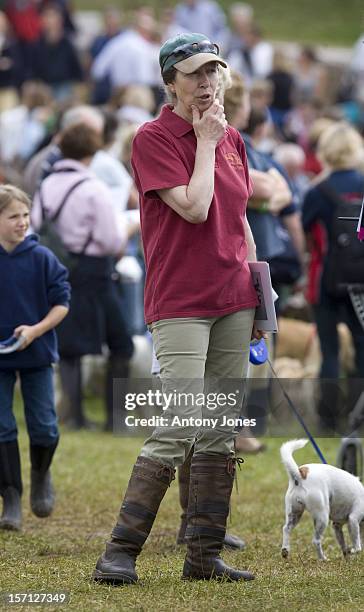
top-left (91, 10), bottom-right (161, 92)
top-left (228, 24), bottom-right (273, 86)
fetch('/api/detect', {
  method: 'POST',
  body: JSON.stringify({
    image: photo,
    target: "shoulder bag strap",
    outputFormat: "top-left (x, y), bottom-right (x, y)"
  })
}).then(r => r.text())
top-left (38, 176), bottom-right (93, 254)
top-left (39, 176), bottom-right (90, 223)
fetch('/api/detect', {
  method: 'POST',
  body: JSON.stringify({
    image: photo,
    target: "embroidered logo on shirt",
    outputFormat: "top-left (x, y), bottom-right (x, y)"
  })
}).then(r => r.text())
top-left (224, 152), bottom-right (243, 166)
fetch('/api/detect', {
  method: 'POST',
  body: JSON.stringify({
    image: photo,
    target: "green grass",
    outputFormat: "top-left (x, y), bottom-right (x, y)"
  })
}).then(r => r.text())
top-left (0, 398), bottom-right (363, 611)
top-left (74, 0), bottom-right (364, 46)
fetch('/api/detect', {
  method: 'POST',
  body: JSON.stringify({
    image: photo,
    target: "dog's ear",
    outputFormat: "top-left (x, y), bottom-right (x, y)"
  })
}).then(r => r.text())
top-left (299, 466), bottom-right (309, 479)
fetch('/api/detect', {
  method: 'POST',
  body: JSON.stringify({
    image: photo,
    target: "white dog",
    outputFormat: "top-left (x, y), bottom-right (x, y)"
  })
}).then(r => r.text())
top-left (280, 439), bottom-right (364, 560)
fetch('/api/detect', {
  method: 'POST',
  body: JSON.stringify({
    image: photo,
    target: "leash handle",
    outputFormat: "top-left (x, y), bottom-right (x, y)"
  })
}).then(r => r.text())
top-left (268, 359), bottom-right (328, 464)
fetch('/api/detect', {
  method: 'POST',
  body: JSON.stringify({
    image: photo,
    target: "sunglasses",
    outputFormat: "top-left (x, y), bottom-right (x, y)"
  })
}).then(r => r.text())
top-left (161, 40), bottom-right (220, 72)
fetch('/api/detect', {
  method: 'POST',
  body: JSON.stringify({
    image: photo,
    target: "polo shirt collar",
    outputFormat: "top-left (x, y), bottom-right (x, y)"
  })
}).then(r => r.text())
top-left (159, 104), bottom-right (194, 138)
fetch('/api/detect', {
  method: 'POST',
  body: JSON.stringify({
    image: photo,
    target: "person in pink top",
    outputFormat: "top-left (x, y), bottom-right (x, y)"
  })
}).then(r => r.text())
top-left (32, 122), bottom-right (134, 431)
top-left (94, 33), bottom-right (263, 586)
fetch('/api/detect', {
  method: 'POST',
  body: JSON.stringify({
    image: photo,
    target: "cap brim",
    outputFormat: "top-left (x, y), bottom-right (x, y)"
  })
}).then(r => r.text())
top-left (174, 53), bottom-right (227, 74)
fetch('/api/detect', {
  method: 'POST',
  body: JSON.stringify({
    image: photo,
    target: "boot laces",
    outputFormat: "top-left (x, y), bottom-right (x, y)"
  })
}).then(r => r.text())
top-left (227, 456), bottom-right (244, 496)
top-left (156, 465), bottom-right (176, 486)
top-left (226, 456), bottom-right (244, 476)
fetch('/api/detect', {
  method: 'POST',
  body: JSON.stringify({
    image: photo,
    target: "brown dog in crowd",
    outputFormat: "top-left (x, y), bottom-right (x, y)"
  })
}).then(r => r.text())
top-left (275, 318), bottom-right (354, 378)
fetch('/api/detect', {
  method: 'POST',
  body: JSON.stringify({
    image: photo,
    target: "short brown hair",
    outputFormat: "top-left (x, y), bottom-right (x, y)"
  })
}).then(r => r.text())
top-left (59, 123), bottom-right (102, 160)
top-left (0, 184), bottom-right (31, 214)
top-left (162, 66), bottom-right (177, 86)
top-left (162, 67), bottom-right (178, 104)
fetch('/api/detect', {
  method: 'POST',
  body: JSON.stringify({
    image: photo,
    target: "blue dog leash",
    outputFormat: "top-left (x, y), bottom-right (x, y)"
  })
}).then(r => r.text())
top-left (249, 338), bottom-right (268, 365)
top-left (249, 339), bottom-right (328, 464)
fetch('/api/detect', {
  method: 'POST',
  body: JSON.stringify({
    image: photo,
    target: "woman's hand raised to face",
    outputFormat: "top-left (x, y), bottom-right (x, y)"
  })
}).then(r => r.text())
top-left (191, 100), bottom-right (227, 145)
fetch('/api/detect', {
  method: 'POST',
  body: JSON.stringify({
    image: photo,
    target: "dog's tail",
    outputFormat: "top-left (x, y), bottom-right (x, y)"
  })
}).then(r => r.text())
top-left (280, 439), bottom-right (308, 483)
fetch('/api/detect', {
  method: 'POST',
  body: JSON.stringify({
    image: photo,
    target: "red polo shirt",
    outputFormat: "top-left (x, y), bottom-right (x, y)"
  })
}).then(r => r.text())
top-left (131, 104), bottom-right (258, 323)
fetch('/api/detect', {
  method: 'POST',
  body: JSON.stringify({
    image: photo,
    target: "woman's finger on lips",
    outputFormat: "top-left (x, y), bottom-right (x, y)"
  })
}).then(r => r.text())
top-left (209, 100), bottom-right (219, 113)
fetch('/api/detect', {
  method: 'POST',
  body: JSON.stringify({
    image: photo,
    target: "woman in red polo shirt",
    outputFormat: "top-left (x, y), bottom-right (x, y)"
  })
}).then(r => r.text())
top-left (94, 33), bottom-right (262, 586)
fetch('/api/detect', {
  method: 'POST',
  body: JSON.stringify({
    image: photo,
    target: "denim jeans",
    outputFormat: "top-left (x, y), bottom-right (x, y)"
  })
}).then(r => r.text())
top-left (0, 366), bottom-right (59, 445)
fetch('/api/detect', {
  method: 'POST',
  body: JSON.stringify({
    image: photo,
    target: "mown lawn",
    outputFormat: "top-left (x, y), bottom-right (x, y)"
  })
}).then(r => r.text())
top-left (0, 398), bottom-right (363, 612)
top-left (74, 0), bottom-right (363, 47)
top-left (1, 5), bottom-right (362, 607)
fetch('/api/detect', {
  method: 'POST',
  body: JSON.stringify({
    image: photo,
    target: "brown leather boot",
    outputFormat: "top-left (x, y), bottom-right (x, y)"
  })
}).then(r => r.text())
top-left (93, 456), bottom-right (175, 585)
top-left (177, 448), bottom-right (246, 551)
top-left (182, 454), bottom-right (254, 582)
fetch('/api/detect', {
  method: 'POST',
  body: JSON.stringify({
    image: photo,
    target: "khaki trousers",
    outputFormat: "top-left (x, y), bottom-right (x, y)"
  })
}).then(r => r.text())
top-left (140, 309), bottom-right (255, 467)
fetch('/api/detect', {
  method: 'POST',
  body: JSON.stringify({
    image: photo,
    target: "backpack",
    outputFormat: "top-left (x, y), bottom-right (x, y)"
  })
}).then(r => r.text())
top-left (268, 222), bottom-right (302, 286)
top-left (318, 181), bottom-right (364, 297)
top-left (37, 177), bottom-right (91, 271)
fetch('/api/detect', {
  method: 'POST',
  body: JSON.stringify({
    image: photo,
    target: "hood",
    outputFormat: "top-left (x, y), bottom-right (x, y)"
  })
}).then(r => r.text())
top-left (0, 233), bottom-right (39, 257)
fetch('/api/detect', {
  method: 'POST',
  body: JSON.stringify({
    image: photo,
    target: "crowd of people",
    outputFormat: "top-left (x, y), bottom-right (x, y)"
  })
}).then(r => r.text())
top-left (0, 0), bottom-right (364, 584)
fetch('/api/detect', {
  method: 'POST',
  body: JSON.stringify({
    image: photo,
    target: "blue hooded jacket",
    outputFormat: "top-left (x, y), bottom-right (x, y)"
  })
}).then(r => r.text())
top-left (0, 234), bottom-right (70, 369)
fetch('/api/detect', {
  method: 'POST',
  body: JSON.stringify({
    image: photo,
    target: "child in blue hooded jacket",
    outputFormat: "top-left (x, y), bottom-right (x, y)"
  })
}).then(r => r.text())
top-left (0, 184), bottom-right (70, 530)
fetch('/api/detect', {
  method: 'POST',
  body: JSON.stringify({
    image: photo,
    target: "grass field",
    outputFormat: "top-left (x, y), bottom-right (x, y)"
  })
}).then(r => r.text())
top-left (0, 398), bottom-right (363, 611)
top-left (73, 0), bottom-right (364, 47)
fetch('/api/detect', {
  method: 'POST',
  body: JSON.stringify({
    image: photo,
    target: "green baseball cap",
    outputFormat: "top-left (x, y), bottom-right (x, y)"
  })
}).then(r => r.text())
top-left (159, 32), bottom-right (227, 75)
